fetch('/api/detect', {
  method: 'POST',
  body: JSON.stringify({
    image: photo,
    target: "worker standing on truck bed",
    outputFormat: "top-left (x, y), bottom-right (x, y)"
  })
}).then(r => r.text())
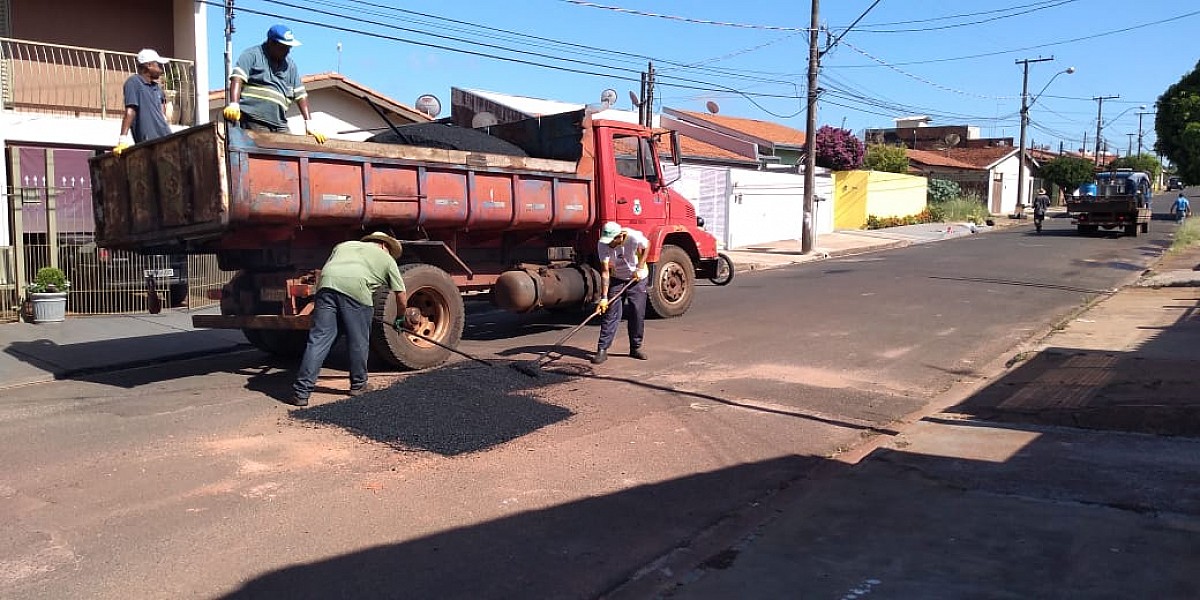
top-left (592, 222), bottom-right (650, 365)
top-left (114, 49), bottom-right (173, 155)
top-left (290, 233), bottom-right (412, 407)
top-left (222, 24), bottom-right (326, 143)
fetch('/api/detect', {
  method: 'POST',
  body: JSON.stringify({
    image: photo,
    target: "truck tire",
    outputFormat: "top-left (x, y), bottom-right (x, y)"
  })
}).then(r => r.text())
top-left (370, 263), bottom-right (464, 370)
top-left (648, 244), bottom-right (695, 319)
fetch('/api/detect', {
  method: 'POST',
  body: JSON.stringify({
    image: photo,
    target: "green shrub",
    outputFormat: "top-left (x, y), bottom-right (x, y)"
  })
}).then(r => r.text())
top-left (1171, 216), bottom-right (1200, 251)
top-left (864, 208), bottom-right (941, 229)
top-left (29, 267), bottom-right (70, 293)
top-left (927, 179), bottom-right (961, 204)
top-left (938, 193), bottom-right (991, 224)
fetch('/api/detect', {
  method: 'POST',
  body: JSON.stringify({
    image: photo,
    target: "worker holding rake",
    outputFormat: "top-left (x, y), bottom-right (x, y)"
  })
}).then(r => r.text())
top-left (592, 222), bottom-right (650, 365)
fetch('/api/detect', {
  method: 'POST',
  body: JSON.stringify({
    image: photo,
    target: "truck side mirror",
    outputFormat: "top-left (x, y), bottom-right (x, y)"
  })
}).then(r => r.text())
top-left (669, 130), bottom-right (682, 166)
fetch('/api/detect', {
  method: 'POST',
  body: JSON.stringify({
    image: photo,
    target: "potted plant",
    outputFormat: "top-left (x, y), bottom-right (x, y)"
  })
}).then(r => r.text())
top-left (27, 266), bottom-right (71, 323)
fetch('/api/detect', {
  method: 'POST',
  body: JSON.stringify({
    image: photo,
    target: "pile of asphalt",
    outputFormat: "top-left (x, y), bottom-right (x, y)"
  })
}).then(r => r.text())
top-left (289, 362), bottom-right (573, 456)
top-left (367, 123), bottom-right (528, 157)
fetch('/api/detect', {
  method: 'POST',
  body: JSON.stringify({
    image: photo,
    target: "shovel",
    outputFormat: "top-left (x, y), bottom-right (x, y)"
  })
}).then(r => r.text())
top-left (511, 278), bottom-right (636, 378)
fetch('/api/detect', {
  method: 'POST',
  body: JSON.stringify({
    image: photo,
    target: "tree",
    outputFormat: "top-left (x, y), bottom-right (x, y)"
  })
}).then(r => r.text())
top-left (1155, 59), bottom-right (1200, 184)
top-left (1038, 156), bottom-right (1095, 195)
top-left (815, 125), bottom-right (864, 171)
top-left (864, 143), bottom-right (909, 173)
top-left (1107, 153), bottom-right (1162, 180)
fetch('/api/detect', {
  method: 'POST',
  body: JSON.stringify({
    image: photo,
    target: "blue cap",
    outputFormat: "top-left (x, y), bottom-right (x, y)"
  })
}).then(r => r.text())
top-left (267, 24), bottom-right (301, 47)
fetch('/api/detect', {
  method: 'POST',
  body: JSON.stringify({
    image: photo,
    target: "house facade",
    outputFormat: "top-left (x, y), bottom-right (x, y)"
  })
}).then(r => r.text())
top-left (207, 72), bottom-right (430, 141)
top-left (908, 147), bottom-right (1032, 215)
top-left (1, 0), bottom-right (209, 319)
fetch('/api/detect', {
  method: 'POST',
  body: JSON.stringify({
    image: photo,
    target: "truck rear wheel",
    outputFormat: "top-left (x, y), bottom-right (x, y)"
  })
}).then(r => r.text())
top-left (370, 263), bottom-right (464, 370)
top-left (253, 330), bottom-right (309, 358)
top-left (648, 244), bottom-right (695, 319)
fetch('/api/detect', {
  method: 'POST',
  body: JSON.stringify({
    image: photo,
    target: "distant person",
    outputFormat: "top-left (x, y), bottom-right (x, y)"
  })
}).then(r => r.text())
top-left (114, 49), bottom-right (173, 155)
top-left (592, 222), bottom-right (650, 365)
top-left (290, 233), bottom-right (413, 407)
top-left (223, 24), bottom-right (326, 143)
top-left (1033, 188), bottom-right (1051, 233)
top-left (1172, 193), bottom-right (1191, 224)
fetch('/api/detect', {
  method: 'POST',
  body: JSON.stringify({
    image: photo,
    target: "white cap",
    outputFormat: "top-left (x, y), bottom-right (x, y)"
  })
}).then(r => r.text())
top-left (136, 49), bottom-right (168, 65)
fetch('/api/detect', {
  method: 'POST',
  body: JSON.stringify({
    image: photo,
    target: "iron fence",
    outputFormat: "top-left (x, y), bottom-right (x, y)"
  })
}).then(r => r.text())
top-left (0, 37), bottom-right (197, 126)
top-left (3, 186), bottom-right (231, 322)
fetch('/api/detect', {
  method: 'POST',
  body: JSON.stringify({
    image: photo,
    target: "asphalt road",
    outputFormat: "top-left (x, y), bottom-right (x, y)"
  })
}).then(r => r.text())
top-left (0, 193), bottom-right (1180, 599)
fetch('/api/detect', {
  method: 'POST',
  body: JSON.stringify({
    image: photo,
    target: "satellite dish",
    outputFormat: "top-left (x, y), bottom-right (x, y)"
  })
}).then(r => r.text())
top-left (600, 88), bottom-right (618, 108)
top-left (944, 133), bottom-right (961, 148)
top-left (471, 111), bottom-right (498, 128)
top-left (415, 94), bottom-right (441, 118)
top-left (705, 100), bottom-right (720, 114)
top-left (628, 90), bottom-right (641, 107)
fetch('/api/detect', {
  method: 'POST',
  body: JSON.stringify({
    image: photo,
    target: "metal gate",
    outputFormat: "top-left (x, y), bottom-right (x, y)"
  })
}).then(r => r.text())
top-left (2, 184), bottom-right (232, 322)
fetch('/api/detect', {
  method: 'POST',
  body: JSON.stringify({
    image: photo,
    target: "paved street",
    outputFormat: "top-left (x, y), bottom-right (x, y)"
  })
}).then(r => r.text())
top-left (0, 194), bottom-right (1189, 599)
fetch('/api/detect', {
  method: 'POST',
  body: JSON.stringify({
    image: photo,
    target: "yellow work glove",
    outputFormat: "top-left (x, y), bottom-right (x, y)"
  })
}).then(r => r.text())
top-left (597, 298), bottom-right (609, 314)
top-left (222, 102), bottom-right (241, 122)
top-left (113, 134), bottom-right (134, 156)
top-left (305, 120), bottom-right (327, 144)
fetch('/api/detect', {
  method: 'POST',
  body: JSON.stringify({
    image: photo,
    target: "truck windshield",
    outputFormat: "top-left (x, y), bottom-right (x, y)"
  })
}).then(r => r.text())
top-left (611, 134), bottom-right (659, 184)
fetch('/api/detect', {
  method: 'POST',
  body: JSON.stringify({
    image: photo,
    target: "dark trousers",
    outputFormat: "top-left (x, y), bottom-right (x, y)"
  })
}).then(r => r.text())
top-left (597, 277), bottom-right (648, 352)
top-left (239, 115), bottom-right (287, 133)
top-left (293, 289), bottom-right (374, 399)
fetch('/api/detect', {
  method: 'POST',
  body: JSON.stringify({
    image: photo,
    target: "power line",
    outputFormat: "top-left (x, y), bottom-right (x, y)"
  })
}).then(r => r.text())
top-left (837, 39), bottom-right (1017, 99)
top-left (557, 0), bottom-right (810, 32)
top-left (832, 8), bottom-right (1200, 68)
top-left (824, 0), bottom-right (885, 54)
top-left (851, 0), bottom-right (1079, 33)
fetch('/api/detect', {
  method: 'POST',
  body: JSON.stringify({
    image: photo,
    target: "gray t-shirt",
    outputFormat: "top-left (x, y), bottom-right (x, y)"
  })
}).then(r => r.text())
top-left (122, 75), bottom-right (172, 143)
top-left (231, 44), bottom-right (307, 130)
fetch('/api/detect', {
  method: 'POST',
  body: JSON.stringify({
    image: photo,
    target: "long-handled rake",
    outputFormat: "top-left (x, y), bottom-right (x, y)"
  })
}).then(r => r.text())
top-left (511, 278), bottom-right (636, 378)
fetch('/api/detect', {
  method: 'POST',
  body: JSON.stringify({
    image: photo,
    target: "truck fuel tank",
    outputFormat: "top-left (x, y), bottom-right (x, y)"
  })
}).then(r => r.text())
top-left (492, 264), bottom-right (600, 313)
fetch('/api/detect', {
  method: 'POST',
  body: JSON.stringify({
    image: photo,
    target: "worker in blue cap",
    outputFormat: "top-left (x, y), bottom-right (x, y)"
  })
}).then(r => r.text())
top-left (222, 24), bottom-right (326, 143)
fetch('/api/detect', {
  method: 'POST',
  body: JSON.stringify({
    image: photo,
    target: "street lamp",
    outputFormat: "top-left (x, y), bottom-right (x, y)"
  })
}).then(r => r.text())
top-left (1017, 60), bottom-right (1074, 215)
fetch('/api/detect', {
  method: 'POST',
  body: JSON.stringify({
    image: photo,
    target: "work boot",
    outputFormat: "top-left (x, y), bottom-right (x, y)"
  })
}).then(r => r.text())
top-left (591, 348), bottom-right (608, 364)
top-left (630, 346), bottom-right (648, 360)
top-left (287, 395), bottom-right (309, 407)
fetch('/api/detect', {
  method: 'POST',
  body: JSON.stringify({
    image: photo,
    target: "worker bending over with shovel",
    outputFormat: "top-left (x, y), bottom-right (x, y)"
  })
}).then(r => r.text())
top-left (592, 221), bottom-right (650, 365)
top-left (290, 232), bottom-right (416, 406)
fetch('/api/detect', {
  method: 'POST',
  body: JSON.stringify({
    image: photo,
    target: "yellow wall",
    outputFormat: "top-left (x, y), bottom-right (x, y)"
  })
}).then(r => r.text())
top-left (865, 171), bottom-right (928, 219)
top-left (834, 170), bottom-right (869, 229)
top-left (834, 170), bottom-right (928, 229)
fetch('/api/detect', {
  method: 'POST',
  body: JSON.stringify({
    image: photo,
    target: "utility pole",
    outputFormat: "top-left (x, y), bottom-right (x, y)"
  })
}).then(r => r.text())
top-left (801, 0), bottom-right (820, 254)
top-left (1093, 94), bottom-right (1119, 166)
top-left (224, 0), bottom-right (236, 101)
top-left (1136, 109), bottom-right (1152, 157)
top-left (1082, 131), bottom-right (1088, 157)
top-left (1127, 133), bottom-right (1135, 157)
top-left (1015, 56), bottom-right (1054, 215)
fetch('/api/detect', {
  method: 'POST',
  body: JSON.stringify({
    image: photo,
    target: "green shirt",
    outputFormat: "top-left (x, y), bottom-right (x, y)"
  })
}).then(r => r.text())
top-left (317, 241), bottom-right (404, 307)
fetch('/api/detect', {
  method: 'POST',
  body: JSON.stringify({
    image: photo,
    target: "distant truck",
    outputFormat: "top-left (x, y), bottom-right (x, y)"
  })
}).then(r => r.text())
top-left (1066, 169), bottom-right (1152, 236)
top-left (89, 110), bottom-right (721, 369)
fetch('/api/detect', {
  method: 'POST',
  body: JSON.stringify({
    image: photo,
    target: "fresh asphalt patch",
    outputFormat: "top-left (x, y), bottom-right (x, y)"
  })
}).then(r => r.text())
top-left (288, 362), bottom-right (574, 456)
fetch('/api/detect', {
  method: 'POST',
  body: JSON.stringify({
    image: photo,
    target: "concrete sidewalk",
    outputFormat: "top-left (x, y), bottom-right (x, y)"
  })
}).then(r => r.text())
top-left (613, 247), bottom-right (1200, 599)
top-left (0, 306), bottom-right (248, 389)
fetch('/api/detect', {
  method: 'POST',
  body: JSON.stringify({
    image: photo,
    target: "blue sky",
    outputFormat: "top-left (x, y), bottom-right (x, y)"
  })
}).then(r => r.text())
top-left (206, 0), bottom-right (1199, 155)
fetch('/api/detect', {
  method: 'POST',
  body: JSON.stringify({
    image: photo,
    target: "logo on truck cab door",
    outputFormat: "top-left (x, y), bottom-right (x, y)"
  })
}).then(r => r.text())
top-left (633, 198), bottom-right (643, 215)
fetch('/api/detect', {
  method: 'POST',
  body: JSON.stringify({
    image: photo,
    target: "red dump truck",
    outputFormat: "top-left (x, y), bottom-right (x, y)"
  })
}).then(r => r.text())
top-left (89, 110), bottom-right (720, 369)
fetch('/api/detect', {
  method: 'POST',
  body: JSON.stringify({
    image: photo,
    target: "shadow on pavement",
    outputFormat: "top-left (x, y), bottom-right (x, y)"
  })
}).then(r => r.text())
top-left (219, 455), bottom-right (824, 600)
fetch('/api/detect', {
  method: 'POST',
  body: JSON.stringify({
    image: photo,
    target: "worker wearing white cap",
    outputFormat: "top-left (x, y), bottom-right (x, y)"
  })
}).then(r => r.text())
top-left (114, 49), bottom-right (172, 155)
top-left (592, 221), bottom-right (651, 364)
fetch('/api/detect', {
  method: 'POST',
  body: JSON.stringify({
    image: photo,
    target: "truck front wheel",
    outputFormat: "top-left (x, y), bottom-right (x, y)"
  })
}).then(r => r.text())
top-left (370, 263), bottom-right (465, 370)
top-left (648, 244), bottom-right (695, 319)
